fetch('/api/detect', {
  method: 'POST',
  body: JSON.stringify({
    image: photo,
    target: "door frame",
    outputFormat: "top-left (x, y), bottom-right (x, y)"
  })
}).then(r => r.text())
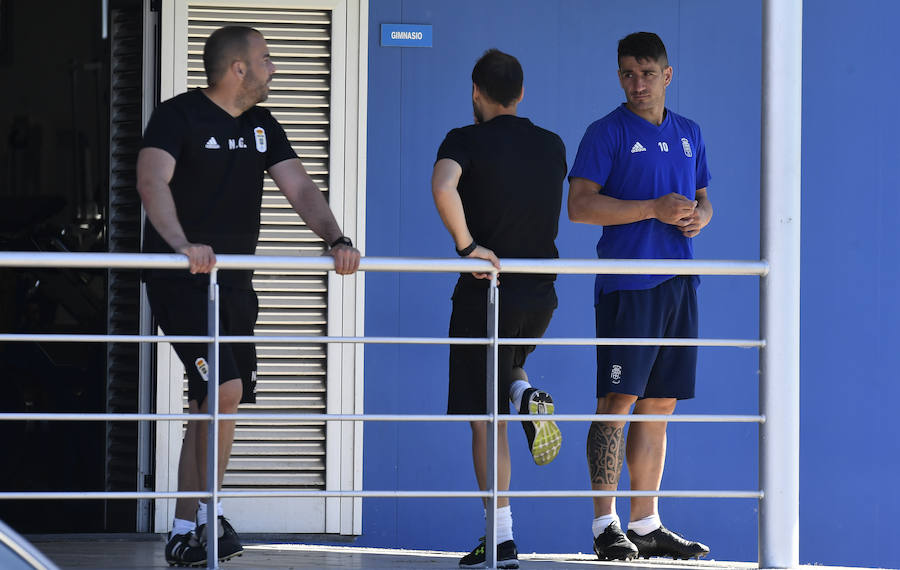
top-left (148, 0), bottom-right (367, 535)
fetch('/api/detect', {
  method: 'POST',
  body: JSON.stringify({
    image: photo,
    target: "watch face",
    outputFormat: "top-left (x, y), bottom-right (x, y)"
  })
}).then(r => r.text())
top-left (332, 237), bottom-right (353, 248)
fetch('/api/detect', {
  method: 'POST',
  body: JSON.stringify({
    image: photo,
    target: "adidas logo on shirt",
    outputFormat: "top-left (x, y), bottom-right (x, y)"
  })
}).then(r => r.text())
top-left (205, 137), bottom-right (220, 150)
top-left (630, 141), bottom-right (647, 153)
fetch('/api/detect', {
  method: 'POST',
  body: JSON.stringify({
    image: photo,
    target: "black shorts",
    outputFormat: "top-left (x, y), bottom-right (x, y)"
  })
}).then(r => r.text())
top-left (147, 279), bottom-right (259, 405)
top-left (448, 296), bottom-right (554, 414)
top-left (595, 275), bottom-right (698, 400)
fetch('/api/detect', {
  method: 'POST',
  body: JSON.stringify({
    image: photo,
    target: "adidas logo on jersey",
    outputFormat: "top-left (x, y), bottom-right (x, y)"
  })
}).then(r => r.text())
top-left (205, 137), bottom-right (220, 149)
top-left (630, 141), bottom-right (647, 153)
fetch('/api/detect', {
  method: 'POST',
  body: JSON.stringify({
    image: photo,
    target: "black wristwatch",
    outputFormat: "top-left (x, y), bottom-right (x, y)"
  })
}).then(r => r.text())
top-left (456, 241), bottom-right (477, 256)
top-left (330, 236), bottom-right (353, 248)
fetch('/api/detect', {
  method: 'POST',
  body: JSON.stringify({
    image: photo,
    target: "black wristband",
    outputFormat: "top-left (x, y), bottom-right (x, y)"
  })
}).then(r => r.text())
top-left (456, 241), bottom-right (477, 257)
top-left (330, 236), bottom-right (353, 248)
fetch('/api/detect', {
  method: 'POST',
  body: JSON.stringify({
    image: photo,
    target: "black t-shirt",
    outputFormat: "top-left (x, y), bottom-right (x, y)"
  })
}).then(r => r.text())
top-left (141, 89), bottom-right (297, 286)
top-left (436, 114), bottom-right (566, 309)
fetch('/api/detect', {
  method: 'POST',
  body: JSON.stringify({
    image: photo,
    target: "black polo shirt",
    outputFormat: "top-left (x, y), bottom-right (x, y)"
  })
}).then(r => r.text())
top-left (141, 89), bottom-right (296, 286)
top-left (436, 114), bottom-right (566, 309)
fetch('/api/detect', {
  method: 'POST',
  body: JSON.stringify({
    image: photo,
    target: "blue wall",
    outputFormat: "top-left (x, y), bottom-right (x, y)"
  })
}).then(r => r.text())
top-left (360, 1), bottom-right (899, 568)
top-left (801, 2), bottom-right (900, 567)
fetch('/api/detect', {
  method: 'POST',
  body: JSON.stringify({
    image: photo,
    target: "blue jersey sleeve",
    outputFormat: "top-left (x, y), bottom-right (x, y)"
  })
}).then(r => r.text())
top-left (568, 121), bottom-right (615, 188)
top-left (693, 125), bottom-right (711, 189)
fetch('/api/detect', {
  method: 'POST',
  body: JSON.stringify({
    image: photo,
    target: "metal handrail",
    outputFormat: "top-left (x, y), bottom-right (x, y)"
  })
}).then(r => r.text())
top-left (0, 412), bottom-right (764, 423)
top-left (0, 251), bottom-right (768, 276)
top-left (0, 490), bottom-right (763, 500)
top-left (0, 333), bottom-right (764, 347)
top-left (0, 251), bottom-right (771, 570)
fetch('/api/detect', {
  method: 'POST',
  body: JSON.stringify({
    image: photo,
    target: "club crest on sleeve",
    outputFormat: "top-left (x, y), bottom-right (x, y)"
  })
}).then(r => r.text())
top-left (254, 127), bottom-right (267, 152)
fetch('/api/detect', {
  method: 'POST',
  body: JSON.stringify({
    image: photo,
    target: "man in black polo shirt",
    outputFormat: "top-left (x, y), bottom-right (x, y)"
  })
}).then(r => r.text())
top-left (431, 49), bottom-right (567, 569)
top-left (137, 26), bottom-right (359, 566)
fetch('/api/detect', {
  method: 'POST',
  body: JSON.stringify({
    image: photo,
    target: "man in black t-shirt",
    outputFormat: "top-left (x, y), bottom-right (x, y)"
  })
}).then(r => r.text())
top-left (431, 49), bottom-right (567, 568)
top-left (137, 26), bottom-right (359, 566)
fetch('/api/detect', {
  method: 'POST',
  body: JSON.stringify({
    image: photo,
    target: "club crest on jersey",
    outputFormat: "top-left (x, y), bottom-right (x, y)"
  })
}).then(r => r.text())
top-left (194, 357), bottom-right (209, 382)
top-left (681, 137), bottom-right (693, 157)
top-left (254, 127), bottom-right (267, 152)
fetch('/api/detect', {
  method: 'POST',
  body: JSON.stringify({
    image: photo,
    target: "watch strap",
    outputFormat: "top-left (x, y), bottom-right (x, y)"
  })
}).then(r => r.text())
top-left (330, 236), bottom-right (353, 248)
top-left (456, 241), bottom-right (477, 257)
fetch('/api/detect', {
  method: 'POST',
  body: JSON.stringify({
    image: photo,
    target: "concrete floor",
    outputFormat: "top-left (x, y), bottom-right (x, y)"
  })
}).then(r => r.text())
top-left (31, 535), bottom-right (888, 570)
top-left (29, 535), bottom-right (764, 570)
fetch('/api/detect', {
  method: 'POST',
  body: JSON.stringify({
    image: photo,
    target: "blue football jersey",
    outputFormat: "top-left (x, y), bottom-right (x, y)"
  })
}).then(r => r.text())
top-left (569, 104), bottom-right (710, 298)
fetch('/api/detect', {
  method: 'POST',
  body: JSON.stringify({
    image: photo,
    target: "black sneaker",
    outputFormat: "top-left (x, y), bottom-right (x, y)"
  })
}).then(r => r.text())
top-left (593, 521), bottom-right (639, 561)
top-left (197, 516), bottom-right (244, 562)
top-left (627, 525), bottom-right (710, 560)
top-left (459, 536), bottom-right (519, 569)
top-left (164, 531), bottom-right (206, 567)
top-left (519, 387), bottom-right (562, 465)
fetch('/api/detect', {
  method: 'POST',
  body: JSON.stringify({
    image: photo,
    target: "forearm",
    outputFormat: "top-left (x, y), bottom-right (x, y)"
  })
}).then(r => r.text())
top-left (430, 158), bottom-right (472, 249)
top-left (432, 187), bottom-right (474, 249)
top-left (283, 179), bottom-right (344, 244)
top-left (137, 179), bottom-right (191, 251)
top-left (569, 192), bottom-right (655, 226)
top-left (431, 179), bottom-right (499, 276)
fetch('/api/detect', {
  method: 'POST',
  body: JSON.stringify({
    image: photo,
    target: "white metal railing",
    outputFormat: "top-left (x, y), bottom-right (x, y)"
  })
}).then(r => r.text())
top-left (0, 252), bottom-right (790, 570)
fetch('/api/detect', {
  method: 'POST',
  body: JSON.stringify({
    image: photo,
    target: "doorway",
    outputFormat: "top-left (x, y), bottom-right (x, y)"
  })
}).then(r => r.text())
top-left (0, 0), bottom-right (145, 533)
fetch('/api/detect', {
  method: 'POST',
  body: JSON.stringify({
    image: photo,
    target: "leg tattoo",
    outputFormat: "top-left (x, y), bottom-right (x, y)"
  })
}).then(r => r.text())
top-left (587, 422), bottom-right (626, 486)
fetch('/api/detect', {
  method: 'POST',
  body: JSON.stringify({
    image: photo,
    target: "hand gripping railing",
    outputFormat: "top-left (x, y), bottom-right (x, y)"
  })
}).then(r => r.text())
top-left (0, 252), bottom-right (785, 570)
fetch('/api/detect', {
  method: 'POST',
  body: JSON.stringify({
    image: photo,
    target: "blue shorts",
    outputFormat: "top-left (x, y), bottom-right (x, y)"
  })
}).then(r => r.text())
top-left (594, 276), bottom-right (697, 400)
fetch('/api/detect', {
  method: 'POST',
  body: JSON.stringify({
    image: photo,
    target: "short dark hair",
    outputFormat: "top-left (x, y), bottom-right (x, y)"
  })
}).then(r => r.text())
top-left (471, 49), bottom-right (523, 107)
top-left (617, 32), bottom-right (669, 68)
top-left (203, 26), bottom-right (260, 86)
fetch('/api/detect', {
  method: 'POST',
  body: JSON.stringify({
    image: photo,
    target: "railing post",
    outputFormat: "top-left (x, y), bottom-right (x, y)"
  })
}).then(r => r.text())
top-left (485, 275), bottom-right (499, 569)
top-left (760, 0), bottom-right (802, 568)
top-left (136, 282), bottom-right (153, 531)
top-left (206, 270), bottom-right (220, 568)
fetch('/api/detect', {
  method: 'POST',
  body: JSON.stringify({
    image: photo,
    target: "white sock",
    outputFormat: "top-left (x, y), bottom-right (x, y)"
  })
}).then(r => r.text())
top-left (489, 506), bottom-right (514, 543)
top-left (509, 380), bottom-right (531, 412)
top-left (592, 513), bottom-right (620, 538)
top-left (628, 514), bottom-right (661, 536)
top-left (170, 518), bottom-right (195, 538)
top-left (196, 500), bottom-right (224, 526)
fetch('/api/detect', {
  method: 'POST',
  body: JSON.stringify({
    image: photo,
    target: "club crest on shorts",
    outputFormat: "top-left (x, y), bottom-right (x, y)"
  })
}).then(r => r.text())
top-left (194, 357), bottom-right (209, 382)
top-left (610, 364), bottom-right (623, 384)
top-left (681, 137), bottom-right (693, 157)
top-left (254, 127), bottom-right (267, 152)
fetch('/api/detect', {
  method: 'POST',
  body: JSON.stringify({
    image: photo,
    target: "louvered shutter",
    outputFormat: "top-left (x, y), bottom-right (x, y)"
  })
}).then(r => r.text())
top-left (186, 6), bottom-right (332, 491)
top-left (105, 3), bottom-right (146, 531)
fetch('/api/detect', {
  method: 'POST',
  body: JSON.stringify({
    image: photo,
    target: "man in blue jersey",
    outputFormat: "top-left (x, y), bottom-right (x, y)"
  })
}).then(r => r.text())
top-left (568, 32), bottom-right (712, 561)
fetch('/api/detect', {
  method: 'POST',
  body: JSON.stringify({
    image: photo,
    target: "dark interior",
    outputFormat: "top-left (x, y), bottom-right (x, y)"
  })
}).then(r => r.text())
top-left (0, 0), bottom-right (145, 532)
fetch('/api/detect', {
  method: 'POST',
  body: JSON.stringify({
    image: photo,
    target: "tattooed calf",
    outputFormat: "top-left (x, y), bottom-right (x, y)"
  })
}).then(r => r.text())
top-left (587, 422), bottom-right (625, 486)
